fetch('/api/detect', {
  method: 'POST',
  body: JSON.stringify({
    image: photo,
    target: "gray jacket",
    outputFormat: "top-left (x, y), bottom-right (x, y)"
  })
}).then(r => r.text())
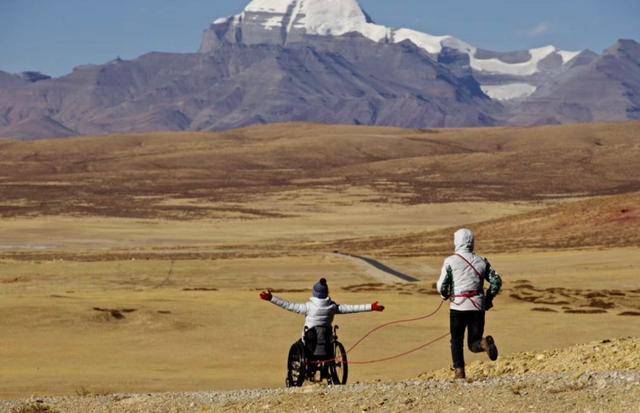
top-left (270, 296), bottom-right (372, 329)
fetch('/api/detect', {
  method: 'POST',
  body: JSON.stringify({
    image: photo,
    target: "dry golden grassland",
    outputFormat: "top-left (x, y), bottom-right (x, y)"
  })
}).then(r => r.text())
top-left (0, 122), bottom-right (638, 399)
top-left (0, 121), bottom-right (638, 219)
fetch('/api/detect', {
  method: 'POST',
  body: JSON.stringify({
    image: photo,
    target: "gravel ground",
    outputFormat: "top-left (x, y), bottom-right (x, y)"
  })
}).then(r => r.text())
top-left (2, 338), bottom-right (639, 413)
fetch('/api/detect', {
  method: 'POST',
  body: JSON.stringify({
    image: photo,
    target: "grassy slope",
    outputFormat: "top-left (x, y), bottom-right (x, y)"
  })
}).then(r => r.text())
top-left (319, 192), bottom-right (640, 257)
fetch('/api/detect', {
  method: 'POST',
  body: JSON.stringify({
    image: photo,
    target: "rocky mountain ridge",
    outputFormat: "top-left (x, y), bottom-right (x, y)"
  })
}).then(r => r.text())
top-left (0, 0), bottom-right (638, 139)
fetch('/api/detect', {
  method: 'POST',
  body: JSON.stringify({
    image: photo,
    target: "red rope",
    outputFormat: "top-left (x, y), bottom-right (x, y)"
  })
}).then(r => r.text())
top-left (346, 299), bottom-right (446, 353)
top-left (349, 332), bottom-right (450, 364)
top-left (311, 299), bottom-right (448, 365)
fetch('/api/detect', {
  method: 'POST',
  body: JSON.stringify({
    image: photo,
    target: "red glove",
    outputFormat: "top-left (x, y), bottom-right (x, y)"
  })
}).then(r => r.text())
top-left (371, 301), bottom-right (385, 312)
top-left (260, 289), bottom-right (273, 301)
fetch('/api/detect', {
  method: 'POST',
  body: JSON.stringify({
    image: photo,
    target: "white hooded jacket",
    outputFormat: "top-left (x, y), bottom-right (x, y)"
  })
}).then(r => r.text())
top-left (437, 229), bottom-right (501, 311)
top-left (269, 295), bottom-right (372, 330)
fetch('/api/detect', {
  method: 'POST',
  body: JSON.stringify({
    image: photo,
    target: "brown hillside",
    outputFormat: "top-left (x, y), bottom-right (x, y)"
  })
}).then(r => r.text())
top-left (317, 192), bottom-right (640, 256)
top-left (0, 121), bottom-right (638, 219)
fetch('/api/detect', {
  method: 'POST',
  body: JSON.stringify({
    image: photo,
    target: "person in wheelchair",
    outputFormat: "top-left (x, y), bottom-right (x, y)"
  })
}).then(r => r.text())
top-left (259, 278), bottom-right (385, 386)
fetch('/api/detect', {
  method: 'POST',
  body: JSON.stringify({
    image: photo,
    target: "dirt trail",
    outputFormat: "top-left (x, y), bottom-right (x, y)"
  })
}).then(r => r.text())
top-left (3, 337), bottom-right (637, 413)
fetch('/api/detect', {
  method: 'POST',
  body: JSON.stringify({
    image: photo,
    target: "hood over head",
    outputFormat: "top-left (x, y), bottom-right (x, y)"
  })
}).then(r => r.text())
top-left (454, 228), bottom-right (475, 252)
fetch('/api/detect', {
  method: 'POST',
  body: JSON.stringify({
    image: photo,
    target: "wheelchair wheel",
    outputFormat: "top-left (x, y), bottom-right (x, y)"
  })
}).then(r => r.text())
top-left (329, 341), bottom-right (348, 385)
top-left (286, 341), bottom-right (306, 387)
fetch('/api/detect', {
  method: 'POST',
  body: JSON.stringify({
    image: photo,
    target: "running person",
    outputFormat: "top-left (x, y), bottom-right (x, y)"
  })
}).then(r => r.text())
top-left (437, 228), bottom-right (502, 379)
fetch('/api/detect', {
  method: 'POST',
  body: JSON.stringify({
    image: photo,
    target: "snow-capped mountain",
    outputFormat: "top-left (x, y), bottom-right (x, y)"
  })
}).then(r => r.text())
top-left (201, 0), bottom-right (581, 101)
top-left (0, 0), bottom-right (637, 140)
top-left (510, 40), bottom-right (640, 124)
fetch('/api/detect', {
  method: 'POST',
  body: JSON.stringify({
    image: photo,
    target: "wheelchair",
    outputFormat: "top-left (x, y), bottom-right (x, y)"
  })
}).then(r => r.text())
top-left (285, 325), bottom-right (349, 387)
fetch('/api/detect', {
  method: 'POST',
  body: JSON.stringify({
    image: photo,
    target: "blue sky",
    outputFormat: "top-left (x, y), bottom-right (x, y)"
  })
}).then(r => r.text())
top-left (1, 0), bottom-right (638, 77)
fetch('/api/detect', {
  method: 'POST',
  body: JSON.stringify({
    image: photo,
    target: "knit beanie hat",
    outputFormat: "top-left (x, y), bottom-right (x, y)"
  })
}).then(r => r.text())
top-left (313, 278), bottom-right (329, 299)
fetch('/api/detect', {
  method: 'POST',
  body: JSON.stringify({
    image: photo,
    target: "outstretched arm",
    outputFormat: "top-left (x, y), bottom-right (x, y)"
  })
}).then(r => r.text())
top-left (271, 295), bottom-right (308, 315)
top-left (260, 290), bottom-right (308, 315)
top-left (337, 301), bottom-right (384, 314)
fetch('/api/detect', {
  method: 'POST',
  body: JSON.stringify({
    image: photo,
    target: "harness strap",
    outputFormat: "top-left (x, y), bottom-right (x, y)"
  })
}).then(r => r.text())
top-left (455, 253), bottom-right (484, 280)
top-left (452, 290), bottom-right (482, 298)
top-left (451, 254), bottom-right (485, 311)
top-left (450, 291), bottom-right (483, 311)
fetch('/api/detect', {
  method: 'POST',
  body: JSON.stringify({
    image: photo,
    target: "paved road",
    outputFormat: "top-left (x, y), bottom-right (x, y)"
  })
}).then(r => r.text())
top-left (335, 252), bottom-right (420, 282)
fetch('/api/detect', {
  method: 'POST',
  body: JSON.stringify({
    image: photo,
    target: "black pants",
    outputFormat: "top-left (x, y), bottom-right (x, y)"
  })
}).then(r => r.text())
top-left (450, 310), bottom-right (485, 368)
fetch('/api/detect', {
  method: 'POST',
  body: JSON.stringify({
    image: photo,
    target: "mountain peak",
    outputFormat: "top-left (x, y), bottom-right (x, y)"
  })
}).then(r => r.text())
top-left (198, 0), bottom-right (592, 104)
top-left (245, 0), bottom-right (367, 15)
top-left (202, 1), bottom-right (580, 77)
top-left (19, 71), bottom-right (52, 83)
top-left (605, 38), bottom-right (640, 56)
top-left (200, 0), bottom-right (390, 52)
top-left (240, 0), bottom-right (389, 42)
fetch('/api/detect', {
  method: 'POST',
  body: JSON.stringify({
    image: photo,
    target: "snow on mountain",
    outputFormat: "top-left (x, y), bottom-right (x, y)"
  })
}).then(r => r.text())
top-left (245, 0), bottom-right (293, 13)
top-left (213, 16), bottom-right (233, 25)
top-left (202, 0), bottom-right (585, 100)
top-left (234, 0), bottom-right (390, 41)
top-left (558, 50), bottom-right (581, 64)
top-left (481, 83), bottom-right (537, 101)
top-left (296, 0), bottom-right (390, 41)
top-left (471, 46), bottom-right (557, 76)
top-left (392, 29), bottom-right (451, 54)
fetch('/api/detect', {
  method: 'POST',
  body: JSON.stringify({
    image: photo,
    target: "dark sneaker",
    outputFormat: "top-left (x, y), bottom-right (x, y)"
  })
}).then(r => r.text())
top-left (454, 367), bottom-right (466, 379)
top-left (482, 336), bottom-right (499, 361)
